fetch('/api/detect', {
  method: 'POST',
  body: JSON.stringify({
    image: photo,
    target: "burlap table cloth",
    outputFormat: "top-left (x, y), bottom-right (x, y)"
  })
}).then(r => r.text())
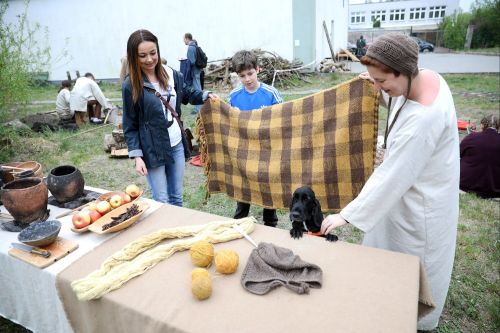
top-left (197, 78), bottom-right (379, 211)
top-left (56, 204), bottom-right (433, 333)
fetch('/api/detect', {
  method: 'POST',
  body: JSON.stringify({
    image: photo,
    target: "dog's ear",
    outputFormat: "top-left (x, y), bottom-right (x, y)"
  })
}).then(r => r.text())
top-left (289, 193), bottom-right (297, 211)
top-left (312, 198), bottom-right (324, 227)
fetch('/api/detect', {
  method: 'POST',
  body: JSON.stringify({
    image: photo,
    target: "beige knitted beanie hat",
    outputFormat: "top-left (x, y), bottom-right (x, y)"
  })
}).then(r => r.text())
top-left (366, 33), bottom-right (419, 76)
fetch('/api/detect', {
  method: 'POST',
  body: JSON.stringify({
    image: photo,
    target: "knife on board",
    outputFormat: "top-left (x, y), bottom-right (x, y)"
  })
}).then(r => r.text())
top-left (11, 243), bottom-right (51, 258)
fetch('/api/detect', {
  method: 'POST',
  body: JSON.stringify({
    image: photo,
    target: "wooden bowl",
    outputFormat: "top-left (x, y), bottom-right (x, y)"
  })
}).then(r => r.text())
top-left (88, 201), bottom-right (149, 234)
top-left (12, 161), bottom-right (43, 179)
top-left (71, 224), bottom-right (90, 233)
top-left (97, 190), bottom-right (143, 202)
top-left (18, 220), bottom-right (61, 247)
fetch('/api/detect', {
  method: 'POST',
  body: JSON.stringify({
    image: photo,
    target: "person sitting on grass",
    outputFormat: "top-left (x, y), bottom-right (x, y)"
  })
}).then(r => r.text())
top-left (460, 114), bottom-right (500, 198)
top-left (55, 80), bottom-right (73, 122)
top-left (70, 72), bottom-right (111, 126)
top-left (229, 50), bottom-right (283, 227)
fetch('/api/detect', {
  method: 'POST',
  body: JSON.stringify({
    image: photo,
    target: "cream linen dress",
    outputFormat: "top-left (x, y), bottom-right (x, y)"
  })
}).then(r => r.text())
top-left (341, 74), bottom-right (459, 330)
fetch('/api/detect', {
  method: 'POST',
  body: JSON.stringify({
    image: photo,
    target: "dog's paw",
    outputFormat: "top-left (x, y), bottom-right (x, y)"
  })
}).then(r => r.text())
top-left (290, 228), bottom-right (304, 239)
top-left (325, 234), bottom-right (339, 242)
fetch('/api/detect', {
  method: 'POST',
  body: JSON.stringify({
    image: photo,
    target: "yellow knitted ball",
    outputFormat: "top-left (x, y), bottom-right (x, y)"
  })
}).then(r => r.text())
top-left (214, 249), bottom-right (239, 274)
top-left (191, 276), bottom-right (212, 300)
top-left (189, 240), bottom-right (214, 267)
top-left (191, 268), bottom-right (210, 280)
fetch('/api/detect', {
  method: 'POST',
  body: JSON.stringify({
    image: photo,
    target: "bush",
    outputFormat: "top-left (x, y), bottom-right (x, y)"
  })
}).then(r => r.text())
top-left (0, 0), bottom-right (50, 116)
top-left (471, 0), bottom-right (500, 48)
top-left (440, 12), bottom-right (472, 49)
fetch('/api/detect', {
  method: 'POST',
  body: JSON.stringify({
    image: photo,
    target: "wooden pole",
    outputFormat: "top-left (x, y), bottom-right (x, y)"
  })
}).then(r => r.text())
top-left (322, 20), bottom-right (336, 60)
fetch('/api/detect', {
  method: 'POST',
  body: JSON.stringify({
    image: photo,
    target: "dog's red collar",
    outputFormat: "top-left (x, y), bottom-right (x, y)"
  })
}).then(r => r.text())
top-left (305, 231), bottom-right (322, 236)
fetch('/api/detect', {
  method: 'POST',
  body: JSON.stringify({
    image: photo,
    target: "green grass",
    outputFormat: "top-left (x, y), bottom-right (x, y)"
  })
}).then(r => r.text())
top-left (1, 73), bottom-right (499, 332)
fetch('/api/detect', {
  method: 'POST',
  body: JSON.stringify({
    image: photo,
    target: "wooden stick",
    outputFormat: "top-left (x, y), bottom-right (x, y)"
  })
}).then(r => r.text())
top-left (62, 123), bottom-right (113, 141)
top-left (1, 165), bottom-right (28, 171)
top-left (55, 202), bottom-right (92, 219)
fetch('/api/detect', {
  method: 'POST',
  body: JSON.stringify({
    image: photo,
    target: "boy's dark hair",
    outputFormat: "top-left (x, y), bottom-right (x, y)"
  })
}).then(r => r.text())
top-left (84, 72), bottom-right (95, 80)
top-left (184, 33), bottom-right (193, 41)
top-left (232, 50), bottom-right (258, 73)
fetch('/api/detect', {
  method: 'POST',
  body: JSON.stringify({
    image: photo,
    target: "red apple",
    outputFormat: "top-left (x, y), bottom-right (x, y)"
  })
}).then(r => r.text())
top-left (109, 194), bottom-right (123, 208)
top-left (125, 184), bottom-right (141, 198)
top-left (72, 211), bottom-right (91, 229)
top-left (96, 200), bottom-right (111, 215)
top-left (88, 210), bottom-right (102, 223)
top-left (120, 193), bottom-right (132, 204)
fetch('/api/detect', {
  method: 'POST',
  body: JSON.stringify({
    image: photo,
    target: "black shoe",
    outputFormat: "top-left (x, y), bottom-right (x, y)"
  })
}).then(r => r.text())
top-left (263, 221), bottom-right (277, 228)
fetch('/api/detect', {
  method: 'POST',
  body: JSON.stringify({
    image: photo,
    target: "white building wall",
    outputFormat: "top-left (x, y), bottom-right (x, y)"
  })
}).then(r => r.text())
top-left (316, 0), bottom-right (349, 59)
top-left (5, 0), bottom-right (348, 80)
top-left (349, 0), bottom-right (460, 31)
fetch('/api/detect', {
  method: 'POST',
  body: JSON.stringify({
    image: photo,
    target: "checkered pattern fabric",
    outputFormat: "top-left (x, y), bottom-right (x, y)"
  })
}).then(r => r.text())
top-left (197, 78), bottom-right (379, 212)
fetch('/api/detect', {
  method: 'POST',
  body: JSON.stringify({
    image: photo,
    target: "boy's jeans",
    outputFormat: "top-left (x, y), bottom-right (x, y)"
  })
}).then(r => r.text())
top-left (146, 142), bottom-right (185, 206)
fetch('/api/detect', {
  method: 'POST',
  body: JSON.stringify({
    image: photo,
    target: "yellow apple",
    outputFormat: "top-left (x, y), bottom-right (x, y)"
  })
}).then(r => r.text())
top-left (125, 184), bottom-right (141, 198)
top-left (109, 194), bottom-right (123, 208)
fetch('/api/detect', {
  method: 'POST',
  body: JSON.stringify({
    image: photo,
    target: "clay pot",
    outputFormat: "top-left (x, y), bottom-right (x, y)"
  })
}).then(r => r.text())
top-left (0, 177), bottom-right (48, 224)
top-left (46, 165), bottom-right (85, 203)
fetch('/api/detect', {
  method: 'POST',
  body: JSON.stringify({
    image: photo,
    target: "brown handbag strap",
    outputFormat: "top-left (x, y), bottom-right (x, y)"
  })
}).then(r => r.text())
top-left (152, 91), bottom-right (185, 131)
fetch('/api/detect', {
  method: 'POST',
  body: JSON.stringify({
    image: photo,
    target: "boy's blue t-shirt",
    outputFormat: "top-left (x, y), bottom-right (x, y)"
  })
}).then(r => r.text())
top-left (228, 83), bottom-right (283, 111)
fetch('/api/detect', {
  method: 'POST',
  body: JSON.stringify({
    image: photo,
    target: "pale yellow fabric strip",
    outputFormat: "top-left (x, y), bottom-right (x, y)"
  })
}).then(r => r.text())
top-left (71, 217), bottom-right (256, 301)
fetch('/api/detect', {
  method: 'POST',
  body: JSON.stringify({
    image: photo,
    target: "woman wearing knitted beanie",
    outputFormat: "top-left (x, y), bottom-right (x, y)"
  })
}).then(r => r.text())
top-left (321, 33), bottom-right (459, 331)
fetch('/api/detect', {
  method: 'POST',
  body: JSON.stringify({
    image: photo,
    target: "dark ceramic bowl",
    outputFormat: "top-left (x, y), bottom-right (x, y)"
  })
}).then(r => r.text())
top-left (18, 220), bottom-right (61, 247)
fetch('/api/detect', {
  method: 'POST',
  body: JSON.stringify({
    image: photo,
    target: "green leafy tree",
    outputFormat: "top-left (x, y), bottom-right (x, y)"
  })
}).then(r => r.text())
top-left (440, 12), bottom-right (472, 49)
top-left (0, 0), bottom-right (50, 113)
top-left (470, 0), bottom-right (500, 48)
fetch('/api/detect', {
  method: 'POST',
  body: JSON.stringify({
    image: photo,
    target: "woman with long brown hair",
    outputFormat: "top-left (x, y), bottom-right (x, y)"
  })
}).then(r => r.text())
top-left (122, 29), bottom-right (217, 206)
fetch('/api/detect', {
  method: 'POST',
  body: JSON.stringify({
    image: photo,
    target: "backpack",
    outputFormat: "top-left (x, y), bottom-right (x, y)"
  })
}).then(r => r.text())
top-left (195, 45), bottom-right (208, 69)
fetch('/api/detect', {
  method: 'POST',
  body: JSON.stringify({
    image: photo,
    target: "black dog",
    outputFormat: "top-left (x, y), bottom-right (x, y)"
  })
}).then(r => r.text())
top-left (289, 186), bottom-right (338, 242)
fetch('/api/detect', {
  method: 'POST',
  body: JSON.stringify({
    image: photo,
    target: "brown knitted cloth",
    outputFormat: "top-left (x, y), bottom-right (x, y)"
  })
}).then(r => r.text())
top-left (366, 33), bottom-right (419, 76)
top-left (241, 242), bottom-right (322, 295)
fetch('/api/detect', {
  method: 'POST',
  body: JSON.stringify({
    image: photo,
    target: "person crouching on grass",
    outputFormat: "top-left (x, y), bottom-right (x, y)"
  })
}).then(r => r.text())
top-left (122, 29), bottom-right (218, 206)
top-left (229, 50), bottom-right (283, 227)
top-left (320, 33), bottom-right (459, 331)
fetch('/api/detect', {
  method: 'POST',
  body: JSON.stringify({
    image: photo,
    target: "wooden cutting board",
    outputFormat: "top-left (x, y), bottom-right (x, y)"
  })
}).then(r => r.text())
top-left (9, 237), bottom-right (79, 268)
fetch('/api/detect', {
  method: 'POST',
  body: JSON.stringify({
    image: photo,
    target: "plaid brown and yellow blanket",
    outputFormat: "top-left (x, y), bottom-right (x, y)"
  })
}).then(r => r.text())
top-left (197, 78), bottom-right (379, 212)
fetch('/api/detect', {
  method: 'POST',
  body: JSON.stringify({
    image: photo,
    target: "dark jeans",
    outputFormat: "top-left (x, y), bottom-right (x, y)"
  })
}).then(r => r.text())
top-left (234, 202), bottom-right (278, 227)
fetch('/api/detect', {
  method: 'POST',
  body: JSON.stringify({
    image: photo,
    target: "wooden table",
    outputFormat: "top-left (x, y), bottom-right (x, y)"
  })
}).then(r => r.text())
top-left (56, 204), bottom-right (430, 333)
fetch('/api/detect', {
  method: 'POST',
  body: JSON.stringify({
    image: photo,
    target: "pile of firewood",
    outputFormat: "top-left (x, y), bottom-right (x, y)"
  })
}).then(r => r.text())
top-left (204, 49), bottom-right (312, 90)
top-left (318, 58), bottom-right (351, 73)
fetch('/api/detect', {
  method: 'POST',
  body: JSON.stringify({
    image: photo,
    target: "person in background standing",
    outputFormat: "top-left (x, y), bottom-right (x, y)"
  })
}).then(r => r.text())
top-left (321, 33), bottom-right (459, 330)
top-left (184, 33), bottom-right (203, 114)
top-left (356, 35), bottom-right (366, 56)
top-left (122, 29), bottom-right (217, 206)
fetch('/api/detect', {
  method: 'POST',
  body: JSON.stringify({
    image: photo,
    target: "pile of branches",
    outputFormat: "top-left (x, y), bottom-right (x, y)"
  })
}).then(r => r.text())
top-left (318, 58), bottom-right (351, 73)
top-left (204, 49), bottom-right (312, 90)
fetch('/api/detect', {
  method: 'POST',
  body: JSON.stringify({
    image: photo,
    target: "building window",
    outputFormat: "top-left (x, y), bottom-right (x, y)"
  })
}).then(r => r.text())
top-left (371, 10), bottom-right (386, 22)
top-left (389, 9), bottom-right (405, 21)
top-left (350, 11), bottom-right (366, 24)
top-left (429, 6), bottom-right (446, 19)
top-left (409, 7), bottom-right (426, 20)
